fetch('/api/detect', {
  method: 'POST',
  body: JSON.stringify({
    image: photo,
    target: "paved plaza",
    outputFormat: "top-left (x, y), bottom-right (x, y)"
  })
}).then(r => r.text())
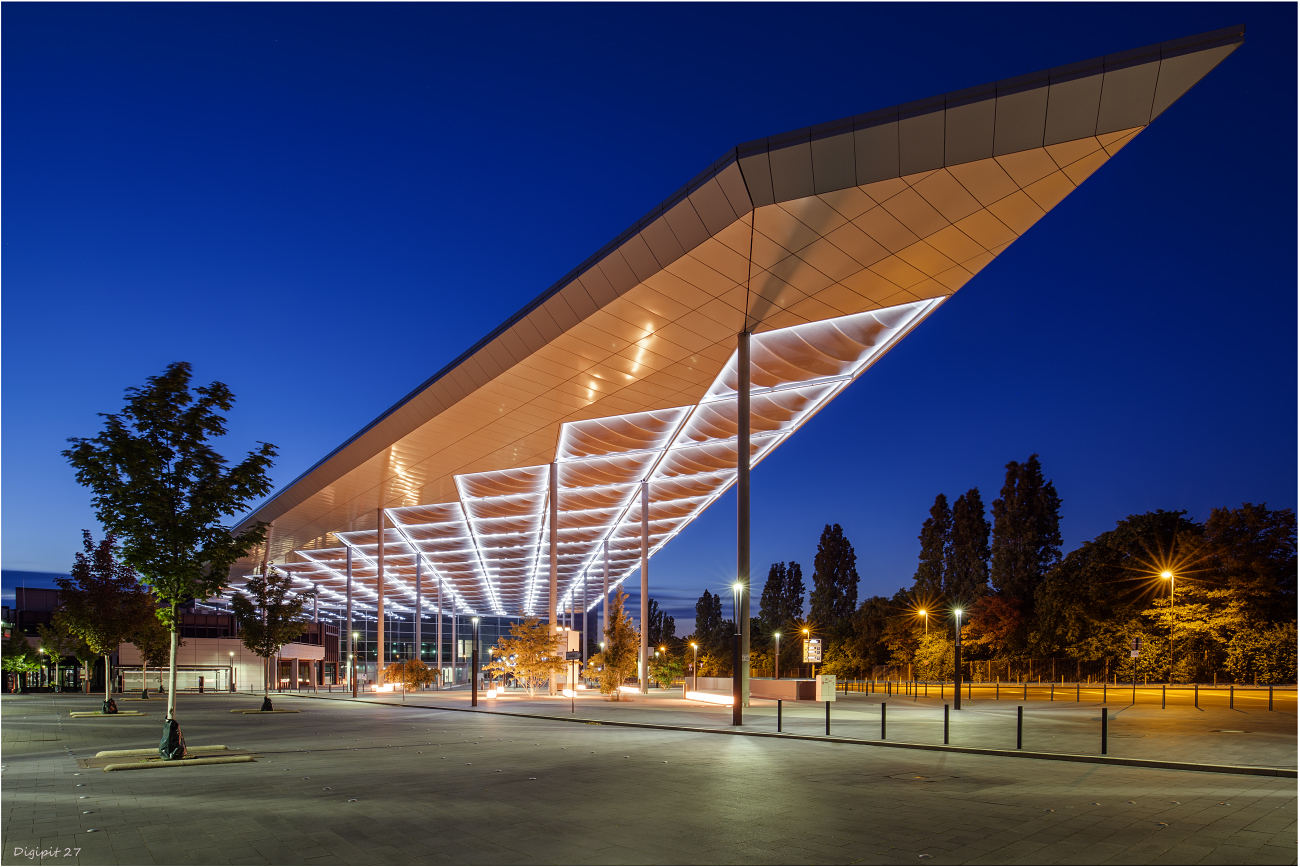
top-left (2, 691), bottom-right (1295, 866)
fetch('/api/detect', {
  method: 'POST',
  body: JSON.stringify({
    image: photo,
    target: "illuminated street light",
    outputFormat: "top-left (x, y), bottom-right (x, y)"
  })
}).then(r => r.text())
top-left (953, 609), bottom-right (964, 711)
top-left (774, 632), bottom-right (781, 680)
top-left (690, 643), bottom-right (698, 691)
top-left (1161, 571), bottom-right (1176, 683)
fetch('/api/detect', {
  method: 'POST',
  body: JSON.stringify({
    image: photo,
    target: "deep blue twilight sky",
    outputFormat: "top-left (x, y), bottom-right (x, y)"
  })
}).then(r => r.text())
top-left (3, 4), bottom-right (1295, 631)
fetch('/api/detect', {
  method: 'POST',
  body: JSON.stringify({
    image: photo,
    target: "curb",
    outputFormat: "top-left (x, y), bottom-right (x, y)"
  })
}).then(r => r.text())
top-left (229, 709), bottom-right (301, 714)
top-left (103, 755), bottom-right (255, 772)
top-left (285, 694), bottom-right (1297, 778)
top-left (94, 746), bottom-right (228, 758)
top-left (68, 711), bottom-right (147, 717)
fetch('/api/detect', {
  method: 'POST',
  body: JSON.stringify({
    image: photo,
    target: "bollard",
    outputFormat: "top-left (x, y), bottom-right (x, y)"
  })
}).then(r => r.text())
top-left (1269, 685), bottom-right (1273, 711)
top-left (777, 699), bottom-right (782, 732)
top-left (967, 680), bottom-right (971, 700)
top-left (996, 681), bottom-right (1000, 701)
top-left (1101, 707), bottom-right (1108, 754)
top-left (1195, 683), bottom-right (1199, 709)
top-left (1162, 684), bottom-right (1166, 709)
top-left (1050, 683), bottom-right (1054, 702)
top-left (1023, 682), bottom-right (1028, 701)
top-left (825, 701), bottom-right (831, 736)
top-left (943, 704), bottom-right (949, 744)
top-left (1230, 684), bottom-right (1234, 709)
top-left (881, 703), bottom-right (887, 740)
top-left (1017, 705), bottom-right (1023, 749)
top-left (941, 682), bottom-right (945, 701)
top-left (1077, 683), bottom-right (1080, 702)
top-left (1103, 682), bottom-right (1107, 704)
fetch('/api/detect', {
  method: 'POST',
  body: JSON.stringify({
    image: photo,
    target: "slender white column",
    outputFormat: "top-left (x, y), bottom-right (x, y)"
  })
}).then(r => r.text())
top-left (549, 461), bottom-right (559, 695)
top-left (640, 481), bottom-right (649, 694)
top-left (738, 330), bottom-right (751, 709)
top-left (436, 576), bottom-right (443, 688)
top-left (376, 508), bottom-right (385, 685)
top-left (451, 613), bottom-right (458, 684)
top-left (602, 540), bottom-right (609, 643)
top-left (415, 555), bottom-right (422, 666)
top-left (345, 547), bottom-right (353, 687)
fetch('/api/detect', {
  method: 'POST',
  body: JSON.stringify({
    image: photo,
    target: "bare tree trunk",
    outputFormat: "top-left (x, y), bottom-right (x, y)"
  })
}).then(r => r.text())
top-left (165, 607), bottom-right (180, 720)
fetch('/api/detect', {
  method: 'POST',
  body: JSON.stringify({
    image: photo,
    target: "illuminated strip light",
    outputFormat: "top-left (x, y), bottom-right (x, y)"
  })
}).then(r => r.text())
top-left (356, 518), bottom-right (478, 614)
top-left (452, 496), bottom-right (507, 616)
top-left (384, 513), bottom-right (475, 618)
top-left (321, 543), bottom-right (419, 615)
top-left (684, 691), bottom-right (734, 706)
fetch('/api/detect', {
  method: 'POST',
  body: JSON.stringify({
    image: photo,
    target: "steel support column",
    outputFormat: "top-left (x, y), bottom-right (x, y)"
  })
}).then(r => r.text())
top-left (345, 547), bottom-right (354, 696)
top-left (436, 576), bottom-right (443, 689)
top-left (640, 480), bottom-right (650, 693)
top-left (737, 329), bottom-right (751, 711)
top-left (602, 540), bottom-right (609, 643)
top-left (414, 554), bottom-right (422, 665)
top-left (376, 508), bottom-right (386, 685)
top-left (549, 461), bottom-right (559, 695)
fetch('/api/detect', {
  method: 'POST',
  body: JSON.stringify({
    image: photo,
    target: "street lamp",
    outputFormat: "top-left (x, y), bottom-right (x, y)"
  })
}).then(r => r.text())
top-left (1161, 571), bottom-right (1176, 683)
top-left (953, 609), bottom-right (963, 711)
top-left (774, 632), bottom-right (781, 680)
top-left (230, 651), bottom-right (235, 693)
top-left (690, 643), bottom-right (698, 691)
top-left (919, 609), bottom-right (928, 635)
top-left (802, 628), bottom-right (810, 679)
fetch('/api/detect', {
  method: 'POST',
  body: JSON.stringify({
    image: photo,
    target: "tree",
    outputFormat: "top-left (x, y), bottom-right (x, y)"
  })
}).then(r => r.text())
top-left (589, 588), bottom-right (640, 700)
top-left (946, 488), bottom-right (990, 605)
top-left (133, 614), bottom-right (180, 696)
top-left (646, 597), bottom-right (676, 649)
top-left (759, 561), bottom-right (806, 634)
top-left (649, 651), bottom-right (684, 689)
top-left (990, 454), bottom-right (1062, 648)
top-left (383, 659), bottom-right (437, 692)
top-left (484, 618), bottom-right (565, 697)
top-left (912, 494), bottom-right (950, 600)
top-left (1201, 503), bottom-right (1297, 624)
top-left (230, 570), bottom-right (314, 702)
top-left (63, 361), bottom-right (276, 729)
top-left (2, 630), bottom-right (40, 693)
top-left (53, 532), bottom-right (155, 709)
top-left (809, 524), bottom-right (860, 638)
top-left (37, 620), bottom-right (85, 693)
top-left (1225, 622), bottom-right (1297, 684)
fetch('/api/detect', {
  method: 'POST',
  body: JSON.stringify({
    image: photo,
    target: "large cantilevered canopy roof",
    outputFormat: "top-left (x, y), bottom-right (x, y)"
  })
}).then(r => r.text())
top-left (230, 26), bottom-right (1242, 617)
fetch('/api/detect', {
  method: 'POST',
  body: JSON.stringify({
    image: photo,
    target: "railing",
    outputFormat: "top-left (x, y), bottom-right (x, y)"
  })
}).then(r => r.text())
top-left (834, 678), bottom-right (1296, 708)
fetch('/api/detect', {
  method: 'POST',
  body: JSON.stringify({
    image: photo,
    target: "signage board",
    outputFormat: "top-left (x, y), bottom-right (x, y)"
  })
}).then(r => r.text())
top-left (565, 651), bottom-right (581, 660)
top-left (1131, 637), bottom-right (1142, 651)
top-left (1129, 651), bottom-right (1140, 658)
top-left (802, 638), bottom-right (822, 663)
top-left (815, 674), bottom-right (837, 702)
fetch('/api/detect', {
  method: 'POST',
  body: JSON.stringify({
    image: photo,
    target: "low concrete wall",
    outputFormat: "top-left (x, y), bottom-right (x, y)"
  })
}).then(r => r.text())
top-left (689, 677), bottom-right (815, 700)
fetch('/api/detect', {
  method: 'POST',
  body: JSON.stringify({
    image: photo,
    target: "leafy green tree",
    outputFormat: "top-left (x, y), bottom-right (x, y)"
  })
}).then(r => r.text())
top-left (483, 618), bottom-right (564, 697)
top-left (63, 361), bottom-right (276, 724)
top-left (1201, 503), bottom-right (1297, 624)
top-left (589, 588), bottom-right (640, 699)
top-left (809, 524), bottom-right (859, 639)
top-left (947, 488), bottom-right (991, 605)
top-left (37, 621), bottom-right (81, 693)
top-left (133, 614), bottom-right (179, 696)
top-left (53, 532), bottom-right (156, 707)
top-left (990, 455), bottom-right (1062, 650)
top-left (2, 630), bottom-right (40, 693)
top-left (693, 589), bottom-right (731, 661)
top-left (649, 651), bottom-right (684, 688)
top-left (913, 632), bottom-right (955, 680)
top-left (1225, 622), bottom-right (1297, 684)
top-left (230, 570), bottom-right (314, 699)
top-left (912, 494), bottom-right (950, 600)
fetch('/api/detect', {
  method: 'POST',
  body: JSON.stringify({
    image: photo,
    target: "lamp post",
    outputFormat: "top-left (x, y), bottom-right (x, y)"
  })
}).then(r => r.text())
top-left (471, 617), bottom-right (480, 707)
top-left (802, 628), bottom-right (811, 680)
top-left (230, 651), bottom-right (235, 692)
top-left (690, 643), bottom-right (697, 691)
top-left (1161, 571), bottom-right (1175, 683)
top-left (953, 609), bottom-right (963, 711)
top-left (351, 632), bottom-right (359, 698)
top-left (732, 582), bottom-right (743, 725)
top-left (774, 632), bottom-right (781, 680)
top-left (920, 609), bottom-right (928, 635)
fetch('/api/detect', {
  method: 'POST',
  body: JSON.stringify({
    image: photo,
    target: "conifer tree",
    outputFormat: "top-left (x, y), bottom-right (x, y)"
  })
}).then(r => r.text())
top-left (946, 488), bottom-right (991, 604)
top-left (990, 454), bottom-right (1062, 606)
top-left (759, 562), bottom-right (788, 630)
top-left (912, 494), bottom-right (950, 599)
top-left (809, 524), bottom-right (860, 637)
top-left (782, 562), bottom-right (805, 625)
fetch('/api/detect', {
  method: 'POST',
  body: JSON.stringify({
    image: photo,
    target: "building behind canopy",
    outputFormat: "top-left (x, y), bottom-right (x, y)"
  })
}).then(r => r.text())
top-left (222, 26), bottom-right (1243, 693)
